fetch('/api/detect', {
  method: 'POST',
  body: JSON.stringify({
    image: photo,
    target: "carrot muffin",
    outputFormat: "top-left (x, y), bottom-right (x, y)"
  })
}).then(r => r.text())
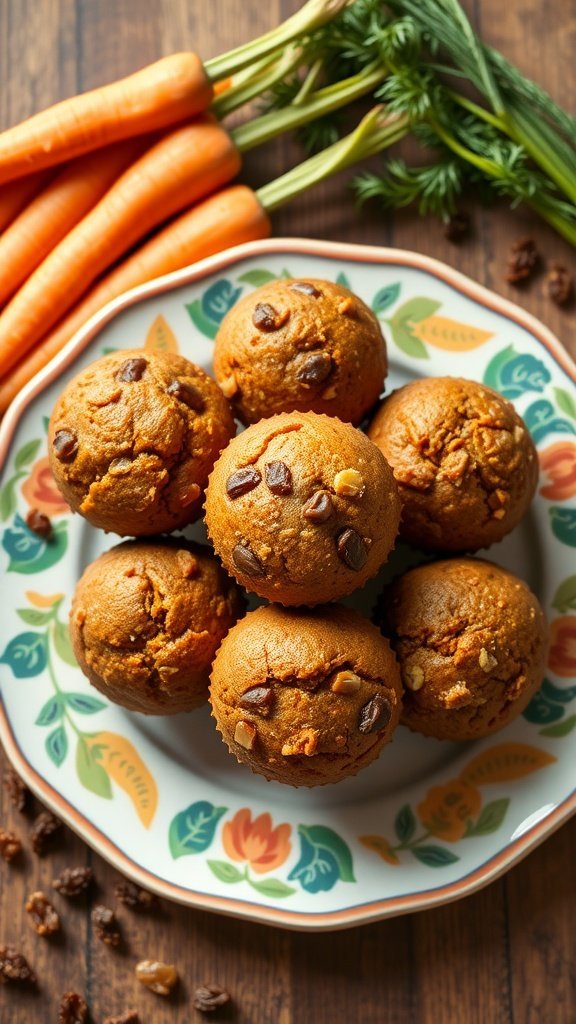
top-left (213, 277), bottom-right (387, 425)
top-left (376, 558), bottom-right (547, 741)
top-left (70, 540), bottom-right (244, 714)
top-left (204, 411), bottom-right (401, 606)
top-left (48, 348), bottom-right (235, 536)
top-left (367, 377), bottom-right (538, 551)
top-left (210, 604), bottom-right (402, 786)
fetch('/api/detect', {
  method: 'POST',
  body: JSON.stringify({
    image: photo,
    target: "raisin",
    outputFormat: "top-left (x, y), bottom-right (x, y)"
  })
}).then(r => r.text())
top-left (239, 685), bottom-right (274, 715)
top-left (91, 905), bottom-right (121, 947)
top-left (193, 983), bottom-right (231, 1012)
top-left (336, 528), bottom-right (368, 571)
top-left (53, 866), bottom-right (94, 897)
top-left (232, 543), bottom-right (265, 577)
top-left (252, 302), bottom-right (282, 331)
top-left (0, 945), bottom-right (36, 985)
top-left (0, 827), bottom-right (22, 862)
top-left (302, 490), bottom-right (334, 523)
top-left (358, 694), bottom-right (392, 733)
top-left (547, 261), bottom-right (573, 306)
top-left (225, 467), bottom-right (262, 499)
top-left (296, 351), bottom-right (333, 385)
top-left (290, 281), bottom-right (321, 297)
top-left (506, 238), bottom-right (539, 283)
top-left (25, 891), bottom-right (60, 936)
top-left (114, 880), bottom-right (159, 911)
top-left (26, 508), bottom-right (53, 539)
top-left (30, 810), bottom-right (62, 855)
top-left (265, 460), bottom-right (293, 496)
top-left (53, 429), bottom-right (78, 462)
top-left (58, 992), bottom-right (89, 1024)
top-left (117, 357), bottom-right (147, 382)
top-left (166, 379), bottom-right (205, 411)
top-left (135, 959), bottom-right (178, 995)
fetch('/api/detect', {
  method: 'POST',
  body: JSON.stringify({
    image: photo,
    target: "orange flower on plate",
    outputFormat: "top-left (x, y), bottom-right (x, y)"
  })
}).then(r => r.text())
top-left (539, 441), bottom-right (576, 501)
top-left (21, 456), bottom-right (69, 516)
top-left (417, 780), bottom-right (482, 843)
top-left (548, 616), bottom-right (576, 678)
top-left (222, 809), bottom-right (291, 874)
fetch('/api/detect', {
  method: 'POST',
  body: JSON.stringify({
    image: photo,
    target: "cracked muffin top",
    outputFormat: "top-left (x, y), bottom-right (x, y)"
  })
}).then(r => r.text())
top-left (367, 376), bottom-right (538, 552)
top-left (70, 540), bottom-right (244, 714)
top-left (212, 277), bottom-right (387, 425)
top-left (48, 348), bottom-right (235, 537)
top-left (209, 603), bottom-right (402, 786)
top-left (376, 557), bottom-right (547, 741)
top-left (204, 410), bottom-right (401, 606)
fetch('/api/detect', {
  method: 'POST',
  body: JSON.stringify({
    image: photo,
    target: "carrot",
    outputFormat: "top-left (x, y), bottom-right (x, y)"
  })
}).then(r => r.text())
top-left (0, 54), bottom-right (213, 185)
top-left (0, 170), bottom-right (52, 232)
top-left (0, 185), bottom-right (269, 414)
top-left (0, 138), bottom-right (148, 307)
top-left (0, 116), bottom-right (240, 377)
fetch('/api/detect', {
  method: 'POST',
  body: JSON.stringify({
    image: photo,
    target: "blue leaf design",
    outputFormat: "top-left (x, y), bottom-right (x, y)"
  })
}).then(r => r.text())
top-left (412, 845), bottom-right (459, 867)
top-left (523, 692), bottom-right (564, 725)
top-left (201, 280), bottom-right (242, 325)
top-left (0, 631), bottom-right (47, 678)
top-left (336, 271), bottom-right (351, 288)
top-left (372, 282), bottom-right (401, 314)
top-left (2, 516), bottom-right (68, 574)
top-left (523, 400), bottom-right (576, 445)
top-left (497, 354), bottom-right (551, 398)
top-left (46, 725), bottom-right (68, 767)
top-left (541, 678), bottom-right (576, 704)
top-left (288, 824), bottom-right (355, 893)
top-left (64, 693), bottom-right (107, 715)
top-left (169, 801), bottom-right (228, 859)
top-left (35, 695), bottom-right (64, 726)
top-left (550, 507), bottom-right (576, 547)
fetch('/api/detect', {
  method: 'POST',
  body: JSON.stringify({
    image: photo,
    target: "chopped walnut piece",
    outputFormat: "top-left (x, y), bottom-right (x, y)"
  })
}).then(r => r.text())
top-left (333, 468), bottom-right (365, 497)
top-left (330, 670), bottom-right (361, 694)
top-left (135, 959), bottom-right (178, 996)
top-left (404, 665), bottom-right (425, 692)
top-left (0, 944), bottom-right (36, 985)
top-left (103, 1012), bottom-right (140, 1024)
top-left (0, 827), bottom-right (22, 862)
top-left (91, 905), bottom-right (121, 947)
top-left (114, 880), bottom-right (159, 911)
top-left (30, 810), bottom-right (62, 855)
top-left (479, 648), bottom-right (498, 673)
top-left (25, 891), bottom-right (60, 936)
top-left (58, 991), bottom-right (89, 1024)
top-left (443, 682), bottom-right (472, 708)
top-left (234, 720), bottom-right (257, 750)
top-left (281, 727), bottom-right (320, 757)
top-left (547, 261), bottom-right (573, 306)
top-left (3, 767), bottom-right (30, 812)
top-left (193, 983), bottom-right (231, 1012)
top-left (219, 373), bottom-right (238, 398)
top-left (53, 866), bottom-right (94, 897)
top-left (506, 237), bottom-right (539, 283)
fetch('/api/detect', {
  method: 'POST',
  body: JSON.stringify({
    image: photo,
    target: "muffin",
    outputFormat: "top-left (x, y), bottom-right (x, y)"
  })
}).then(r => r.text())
top-left (204, 411), bottom-right (401, 606)
top-left (48, 348), bottom-right (235, 536)
top-left (367, 377), bottom-right (538, 551)
top-left (70, 540), bottom-right (244, 714)
top-left (210, 604), bottom-right (402, 786)
top-left (213, 277), bottom-right (387, 425)
top-left (377, 558), bottom-right (547, 741)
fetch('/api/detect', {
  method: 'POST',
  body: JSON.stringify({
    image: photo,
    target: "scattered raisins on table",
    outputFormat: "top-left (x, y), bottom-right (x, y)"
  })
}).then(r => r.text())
top-left (193, 983), bottom-right (231, 1013)
top-left (114, 880), bottom-right (159, 911)
top-left (53, 866), bottom-right (94, 897)
top-left (30, 810), bottom-right (62, 855)
top-left (25, 891), bottom-right (60, 936)
top-left (547, 261), bottom-right (574, 306)
top-left (91, 905), bottom-right (122, 947)
top-left (0, 827), bottom-right (22, 862)
top-left (0, 945), bottom-right (36, 985)
top-left (135, 959), bottom-right (178, 996)
top-left (444, 211), bottom-right (470, 243)
top-left (3, 767), bottom-right (30, 812)
top-left (57, 991), bottom-right (89, 1024)
top-left (506, 237), bottom-right (539, 283)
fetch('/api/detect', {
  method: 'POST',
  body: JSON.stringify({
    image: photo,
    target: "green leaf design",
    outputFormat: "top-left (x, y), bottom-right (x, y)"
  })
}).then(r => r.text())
top-left (185, 299), bottom-right (218, 340)
top-left (46, 725), bottom-right (68, 767)
top-left (75, 737), bottom-right (112, 799)
top-left (540, 715), bottom-right (576, 738)
top-left (4, 517), bottom-right (68, 574)
top-left (551, 576), bottom-right (576, 613)
top-left (336, 271), bottom-right (351, 288)
top-left (412, 845), bottom-right (460, 867)
top-left (550, 507), bottom-right (576, 547)
top-left (387, 318), bottom-right (429, 359)
top-left (523, 692), bottom-right (564, 725)
top-left (483, 345), bottom-right (516, 390)
top-left (0, 631), bottom-right (48, 678)
top-left (53, 620), bottom-right (77, 666)
top-left (169, 801), bottom-right (228, 859)
top-left (466, 798), bottom-right (509, 836)
top-left (14, 439), bottom-right (41, 472)
top-left (393, 297), bottom-right (442, 323)
top-left (64, 693), bottom-right (107, 715)
top-left (247, 877), bottom-right (296, 899)
top-left (207, 860), bottom-right (244, 884)
top-left (0, 477), bottom-right (20, 522)
top-left (35, 695), bottom-right (64, 726)
top-left (394, 804), bottom-right (416, 844)
top-left (288, 824), bottom-right (355, 893)
top-left (17, 608), bottom-right (54, 626)
top-left (541, 678), bottom-right (576, 704)
top-left (372, 283), bottom-right (401, 315)
top-left (554, 387), bottom-right (576, 421)
top-left (237, 269), bottom-right (277, 287)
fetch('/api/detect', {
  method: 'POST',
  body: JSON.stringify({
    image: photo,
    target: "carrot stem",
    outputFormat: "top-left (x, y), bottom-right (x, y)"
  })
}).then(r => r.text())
top-left (212, 45), bottom-right (304, 119)
top-left (205, 0), bottom-right (348, 81)
top-left (257, 107), bottom-right (409, 211)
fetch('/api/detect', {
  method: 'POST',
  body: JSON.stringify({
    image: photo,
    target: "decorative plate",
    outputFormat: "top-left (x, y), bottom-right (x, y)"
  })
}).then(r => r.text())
top-left (1, 239), bottom-right (575, 931)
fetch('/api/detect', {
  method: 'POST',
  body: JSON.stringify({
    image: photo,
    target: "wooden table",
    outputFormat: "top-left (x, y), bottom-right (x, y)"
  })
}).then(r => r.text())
top-left (1, 2), bottom-right (575, 1021)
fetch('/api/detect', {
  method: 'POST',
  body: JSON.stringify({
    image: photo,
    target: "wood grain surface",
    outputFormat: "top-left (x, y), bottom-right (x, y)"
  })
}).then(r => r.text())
top-left (0, 1), bottom-right (575, 1022)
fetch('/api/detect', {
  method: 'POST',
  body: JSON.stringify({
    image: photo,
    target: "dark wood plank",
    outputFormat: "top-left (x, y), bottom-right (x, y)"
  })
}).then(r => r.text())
top-left (0, 1), bottom-right (575, 1022)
